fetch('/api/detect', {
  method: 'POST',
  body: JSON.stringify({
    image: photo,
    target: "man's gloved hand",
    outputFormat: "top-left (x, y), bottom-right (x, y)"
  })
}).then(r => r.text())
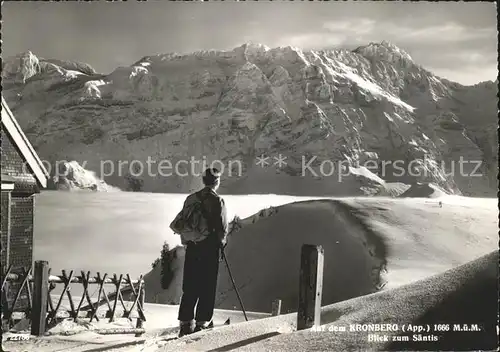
top-left (219, 239), bottom-right (227, 262)
top-left (220, 235), bottom-right (228, 248)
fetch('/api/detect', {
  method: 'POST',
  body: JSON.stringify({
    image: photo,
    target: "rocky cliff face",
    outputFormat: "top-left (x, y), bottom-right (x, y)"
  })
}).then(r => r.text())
top-left (2, 41), bottom-right (497, 196)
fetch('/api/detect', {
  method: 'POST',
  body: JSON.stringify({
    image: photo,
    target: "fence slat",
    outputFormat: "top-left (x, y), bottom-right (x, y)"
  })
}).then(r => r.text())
top-left (117, 289), bottom-right (128, 316)
top-left (136, 284), bottom-right (146, 322)
top-left (123, 275), bottom-right (135, 320)
top-left (75, 271), bottom-right (90, 321)
top-left (83, 279), bottom-right (99, 322)
top-left (49, 270), bottom-right (73, 325)
top-left (31, 261), bottom-right (49, 336)
top-left (1, 265), bottom-right (13, 291)
top-left (25, 268), bottom-right (33, 315)
top-left (92, 272), bottom-right (105, 311)
top-left (127, 276), bottom-right (143, 320)
top-left (135, 284), bottom-right (145, 337)
top-left (5, 268), bottom-right (32, 326)
top-left (46, 268), bottom-right (56, 320)
top-left (297, 244), bottom-right (324, 331)
top-left (62, 272), bottom-right (77, 320)
top-left (89, 272), bottom-right (107, 322)
top-left (99, 273), bottom-right (113, 313)
top-left (109, 274), bottom-right (123, 322)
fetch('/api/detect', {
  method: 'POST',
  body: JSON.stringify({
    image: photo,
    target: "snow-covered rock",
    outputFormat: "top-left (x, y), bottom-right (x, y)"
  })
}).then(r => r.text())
top-left (2, 42), bottom-right (496, 196)
top-left (51, 161), bottom-right (120, 192)
top-left (398, 182), bottom-right (446, 198)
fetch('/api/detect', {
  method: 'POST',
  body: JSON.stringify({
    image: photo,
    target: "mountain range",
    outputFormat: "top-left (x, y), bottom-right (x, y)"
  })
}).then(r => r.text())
top-left (2, 41), bottom-right (497, 196)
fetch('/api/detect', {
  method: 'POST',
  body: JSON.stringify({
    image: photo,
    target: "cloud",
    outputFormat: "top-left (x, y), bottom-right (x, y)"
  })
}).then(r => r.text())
top-left (271, 19), bottom-right (377, 50)
top-left (266, 16), bottom-right (496, 84)
top-left (387, 22), bottom-right (495, 44)
top-left (271, 18), bottom-right (495, 53)
top-left (428, 49), bottom-right (497, 67)
top-left (430, 66), bottom-right (497, 86)
top-left (275, 33), bottom-right (347, 49)
top-left (322, 19), bottom-right (376, 34)
top-left (324, 18), bottom-right (495, 47)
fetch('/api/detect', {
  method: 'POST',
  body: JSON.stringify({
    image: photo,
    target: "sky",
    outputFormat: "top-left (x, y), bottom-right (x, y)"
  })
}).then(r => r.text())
top-left (2, 1), bottom-right (498, 85)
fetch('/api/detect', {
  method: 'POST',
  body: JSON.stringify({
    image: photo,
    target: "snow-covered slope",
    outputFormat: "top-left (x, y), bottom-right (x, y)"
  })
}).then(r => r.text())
top-left (155, 250), bottom-right (497, 352)
top-left (6, 250), bottom-right (495, 351)
top-left (2, 42), bottom-right (497, 196)
top-left (145, 196), bottom-right (497, 313)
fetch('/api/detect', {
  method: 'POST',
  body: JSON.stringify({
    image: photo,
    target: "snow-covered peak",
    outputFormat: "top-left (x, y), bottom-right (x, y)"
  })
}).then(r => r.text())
top-left (122, 42), bottom-right (418, 75)
top-left (353, 41), bottom-right (414, 65)
top-left (238, 42), bottom-right (271, 53)
top-left (53, 160), bottom-right (120, 192)
top-left (2, 51), bottom-right (98, 84)
top-left (2, 51), bottom-right (41, 83)
top-left (43, 59), bottom-right (97, 76)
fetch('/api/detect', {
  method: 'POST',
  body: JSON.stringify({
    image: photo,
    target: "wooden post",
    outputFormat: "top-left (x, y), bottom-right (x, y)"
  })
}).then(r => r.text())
top-left (297, 244), bottom-right (324, 331)
top-left (31, 260), bottom-right (49, 336)
top-left (135, 284), bottom-right (145, 337)
top-left (271, 299), bottom-right (282, 316)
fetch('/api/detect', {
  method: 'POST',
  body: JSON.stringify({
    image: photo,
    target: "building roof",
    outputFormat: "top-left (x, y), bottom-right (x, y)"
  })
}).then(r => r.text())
top-left (1, 97), bottom-right (49, 188)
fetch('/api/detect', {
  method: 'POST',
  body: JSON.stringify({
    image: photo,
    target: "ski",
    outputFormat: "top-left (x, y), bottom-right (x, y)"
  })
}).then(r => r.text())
top-left (166, 318), bottom-right (231, 341)
top-left (141, 318), bottom-right (231, 348)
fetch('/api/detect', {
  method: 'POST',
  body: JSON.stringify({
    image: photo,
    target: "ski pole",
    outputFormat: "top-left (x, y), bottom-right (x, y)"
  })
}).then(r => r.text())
top-left (221, 247), bottom-right (248, 321)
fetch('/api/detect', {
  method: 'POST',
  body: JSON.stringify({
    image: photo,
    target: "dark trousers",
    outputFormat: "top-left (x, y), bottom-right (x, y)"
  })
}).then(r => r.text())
top-left (178, 236), bottom-right (220, 323)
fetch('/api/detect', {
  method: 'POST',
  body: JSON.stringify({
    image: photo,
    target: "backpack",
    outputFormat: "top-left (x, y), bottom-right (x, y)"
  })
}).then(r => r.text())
top-left (170, 193), bottom-right (211, 242)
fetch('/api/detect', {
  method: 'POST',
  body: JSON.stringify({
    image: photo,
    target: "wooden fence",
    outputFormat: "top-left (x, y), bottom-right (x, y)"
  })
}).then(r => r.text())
top-left (1, 260), bottom-right (146, 337)
top-left (1, 245), bottom-right (323, 337)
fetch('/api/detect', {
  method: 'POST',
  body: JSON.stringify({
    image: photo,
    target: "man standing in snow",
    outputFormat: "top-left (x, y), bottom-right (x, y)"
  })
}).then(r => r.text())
top-left (175, 168), bottom-right (228, 337)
